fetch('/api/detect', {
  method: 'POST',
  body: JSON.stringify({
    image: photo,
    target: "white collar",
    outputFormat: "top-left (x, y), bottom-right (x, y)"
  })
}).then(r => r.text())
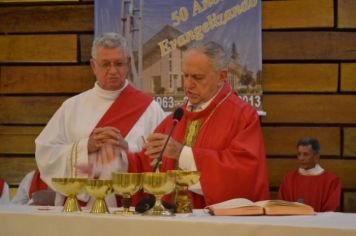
top-left (93, 80), bottom-right (128, 100)
top-left (298, 164), bottom-right (324, 176)
top-left (187, 86), bottom-right (222, 112)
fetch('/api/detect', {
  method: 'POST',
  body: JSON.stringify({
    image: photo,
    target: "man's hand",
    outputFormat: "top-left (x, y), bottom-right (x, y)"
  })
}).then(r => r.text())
top-left (143, 133), bottom-right (183, 161)
top-left (78, 143), bottom-right (122, 176)
top-left (88, 126), bottom-right (128, 153)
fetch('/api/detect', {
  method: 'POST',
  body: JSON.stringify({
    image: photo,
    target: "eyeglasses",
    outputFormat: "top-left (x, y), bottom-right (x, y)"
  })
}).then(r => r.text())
top-left (94, 59), bottom-right (129, 71)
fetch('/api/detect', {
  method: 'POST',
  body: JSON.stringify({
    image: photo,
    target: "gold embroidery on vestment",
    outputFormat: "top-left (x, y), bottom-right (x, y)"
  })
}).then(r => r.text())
top-left (184, 119), bottom-right (202, 147)
top-left (70, 142), bottom-right (79, 178)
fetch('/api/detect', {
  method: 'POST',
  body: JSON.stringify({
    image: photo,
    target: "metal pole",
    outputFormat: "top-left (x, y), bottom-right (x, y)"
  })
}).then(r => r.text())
top-left (137, 0), bottom-right (144, 90)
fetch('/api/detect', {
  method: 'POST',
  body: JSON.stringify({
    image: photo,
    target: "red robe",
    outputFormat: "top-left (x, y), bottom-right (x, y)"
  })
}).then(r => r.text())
top-left (0, 179), bottom-right (4, 197)
top-left (128, 83), bottom-right (269, 208)
top-left (277, 170), bottom-right (341, 212)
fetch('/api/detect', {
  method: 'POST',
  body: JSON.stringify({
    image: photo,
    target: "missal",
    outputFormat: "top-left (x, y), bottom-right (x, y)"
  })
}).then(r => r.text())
top-left (206, 198), bottom-right (315, 216)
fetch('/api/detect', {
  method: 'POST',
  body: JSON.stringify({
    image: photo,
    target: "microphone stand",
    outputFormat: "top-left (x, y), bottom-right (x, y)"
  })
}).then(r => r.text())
top-left (153, 119), bottom-right (178, 172)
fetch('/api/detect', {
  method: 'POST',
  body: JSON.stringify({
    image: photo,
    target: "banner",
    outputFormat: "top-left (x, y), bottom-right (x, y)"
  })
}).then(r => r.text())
top-left (94, 0), bottom-right (263, 113)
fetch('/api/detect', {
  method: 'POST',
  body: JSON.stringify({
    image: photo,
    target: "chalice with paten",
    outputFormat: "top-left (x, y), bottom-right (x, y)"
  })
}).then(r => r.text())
top-left (168, 170), bottom-right (200, 213)
top-left (142, 171), bottom-right (176, 216)
top-left (84, 179), bottom-right (113, 214)
top-left (112, 172), bottom-right (142, 215)
top-left (52, 177), bottom-right (86, 212)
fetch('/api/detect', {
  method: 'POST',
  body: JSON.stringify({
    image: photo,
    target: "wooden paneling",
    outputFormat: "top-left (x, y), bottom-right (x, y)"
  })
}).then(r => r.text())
top-left (338, 0), bottom-right (356, 28)
top-left (263, 127), bottom-right (340, 156)
top-left (0, 35), bottom-right (77, 63)
top-left (263, 32), bottom-right (356, 60)
top-left (0, 96), bottom-right (67, 124)
top-left (344, 128), bottom-right (356, 157)
top-left (0, 126), bottom-right (43, 154)
top-left (0, 157), bottom-right (36, 185)
top-left (80, 34), bottom-right (93, 62)
top-left (0, 5), bottom-right (93, 33)
top-left (341, 63), bottom-right (356, 92)
top-left (263, 0), bottom-right (333, 29)
top-left (0, 65), bottom-right (94, 94)
top-left (267, 158), bottom-right (356, 189)
top-left (343, 192), bottom-right (356, 213)
top-left (262, 95), bottom-right (356, 124)
top-left (322, 160), bottom-right (356, 189)
top-left (263, 64), bottom-right (338, 92)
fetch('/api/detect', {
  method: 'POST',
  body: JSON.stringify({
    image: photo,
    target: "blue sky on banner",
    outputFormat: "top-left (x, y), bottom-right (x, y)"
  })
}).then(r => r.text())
top-left (94, 0), bottom-right (261, 74)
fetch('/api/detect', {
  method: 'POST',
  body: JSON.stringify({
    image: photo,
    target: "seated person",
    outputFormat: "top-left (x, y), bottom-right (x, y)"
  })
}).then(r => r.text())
top-left (11, 170), bottom-right (55, 206)
top-left (278, 137), bottom-right (341, 212)
top-left (0, 178), bottom-right (10, 204)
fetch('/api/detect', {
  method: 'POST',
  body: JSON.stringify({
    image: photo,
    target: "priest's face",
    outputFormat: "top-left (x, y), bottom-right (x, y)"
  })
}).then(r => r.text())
top-left (182, 50), bottom-right (226, 105)
top-left (297, 145), bottom-right (320, 170)
top-left (91, 47), bottom-right (130, 91)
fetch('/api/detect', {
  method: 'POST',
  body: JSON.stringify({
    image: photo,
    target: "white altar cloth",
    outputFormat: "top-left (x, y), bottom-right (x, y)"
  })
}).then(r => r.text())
top-left (0, 205), bottom-right (355, 236)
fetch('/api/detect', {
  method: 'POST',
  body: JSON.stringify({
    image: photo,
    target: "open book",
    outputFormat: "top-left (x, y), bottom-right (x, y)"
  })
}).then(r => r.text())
top-left (206, 198), bottom-right (315, 216)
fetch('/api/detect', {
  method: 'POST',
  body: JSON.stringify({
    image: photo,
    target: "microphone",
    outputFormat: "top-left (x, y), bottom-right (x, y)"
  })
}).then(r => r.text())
top-left (135, 194), bottom-right (155, 213)
top-left (153, 107), bottom-right (184, 172)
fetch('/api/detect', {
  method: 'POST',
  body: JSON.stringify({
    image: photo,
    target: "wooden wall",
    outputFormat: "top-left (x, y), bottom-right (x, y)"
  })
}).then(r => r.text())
top-left (262, 0), bottom-right (356, 212)
top-left (0, 0), bottom-right (355, 211)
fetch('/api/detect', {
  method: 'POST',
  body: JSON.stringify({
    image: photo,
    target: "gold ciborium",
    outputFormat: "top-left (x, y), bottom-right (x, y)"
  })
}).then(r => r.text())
top-left (112, 172), bottom-right (142, 215)
top-left (142, 172), bottom-right (176, 216)
top-left (84, 179), bottom-right (112, 214)
top-left (52, 178), bottom-right (86, 212)
top-left (168, 170), bottom-right (200, 213)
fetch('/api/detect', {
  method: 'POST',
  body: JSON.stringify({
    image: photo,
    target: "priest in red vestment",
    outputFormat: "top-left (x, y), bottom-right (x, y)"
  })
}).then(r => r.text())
top-left (127, 41), bottom-right (269, 208)
top-left (278, 137), bottom-right (341, 212)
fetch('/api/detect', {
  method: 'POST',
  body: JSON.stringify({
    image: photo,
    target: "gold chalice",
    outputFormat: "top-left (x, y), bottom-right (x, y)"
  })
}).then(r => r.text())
top-left (112, 172), bottom-right (142, 215)
top-left (168, 170), bottom-right (200, 213)
top-left (142, 172), bottom-right (176, 216)
top-left (84, 179), bottom-right (113, 214)
top-left (51, 177), bottom-right (86, 212)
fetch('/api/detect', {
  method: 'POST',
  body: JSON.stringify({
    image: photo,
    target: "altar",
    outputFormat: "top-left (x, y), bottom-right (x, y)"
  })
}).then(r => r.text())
top-left (0, 205), bottom-right (355, 236)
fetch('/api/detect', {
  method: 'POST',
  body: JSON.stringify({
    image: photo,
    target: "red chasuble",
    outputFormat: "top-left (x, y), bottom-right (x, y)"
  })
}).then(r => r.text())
top-left (277, 170), bottom-right (341, 212)
top-left (29, 84), bottom-right (152, 205)
top-left (128, 83), bottom-right (269, 208)
top-left (0, 179), bottom-right (4, 196)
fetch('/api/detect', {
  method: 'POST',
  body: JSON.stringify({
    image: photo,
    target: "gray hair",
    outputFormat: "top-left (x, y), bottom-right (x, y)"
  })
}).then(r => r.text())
top-left (91, 32), bottom-right (130, 59)
top-left (297, 137), bottom-right (321, 154)
top-left (190, 41), bottom-right (228, 71)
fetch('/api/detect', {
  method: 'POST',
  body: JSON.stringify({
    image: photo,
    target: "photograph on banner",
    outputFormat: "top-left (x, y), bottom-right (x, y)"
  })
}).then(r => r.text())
top-left (95, 0), bottom-right (263, 112)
